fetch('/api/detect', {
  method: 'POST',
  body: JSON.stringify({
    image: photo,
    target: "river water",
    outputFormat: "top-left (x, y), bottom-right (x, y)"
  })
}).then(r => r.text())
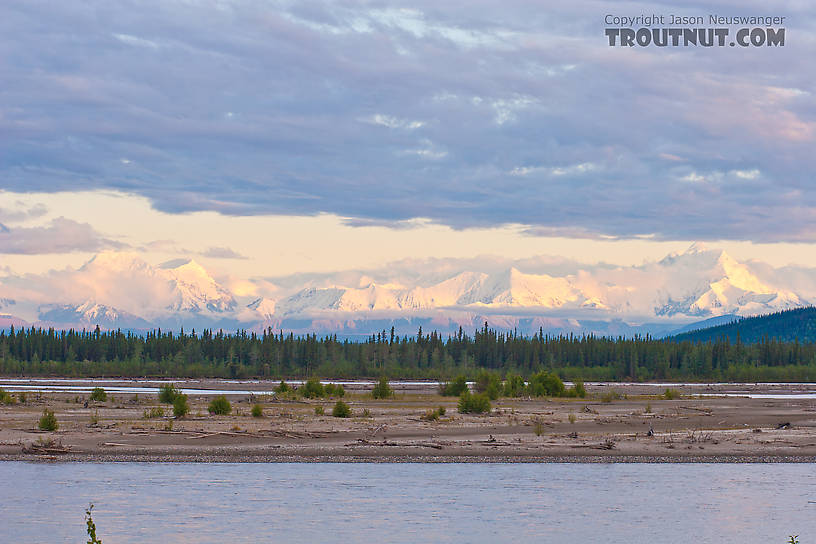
top-left (3, 378), bottom-right (816, 398)
top-left (1, 462), bottom-right (814, 543)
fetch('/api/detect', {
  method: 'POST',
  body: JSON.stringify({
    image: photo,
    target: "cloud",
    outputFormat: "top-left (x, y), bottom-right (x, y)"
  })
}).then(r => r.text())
top-left (200, 246), bottom-right (248, 259)
top-left (0, 203), bottom-right (48, 224)
top-left (0, 217), bottom-right (125, 254)
top-left (1, 1), bottom-right (815, 242)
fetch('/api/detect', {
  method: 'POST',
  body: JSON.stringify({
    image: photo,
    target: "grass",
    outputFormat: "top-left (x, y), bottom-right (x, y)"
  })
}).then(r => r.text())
top-left (38, 409), bottom-right (58, 431)
top-left (420, 406), bottom-right (447, 421)
top-left (314, 406), bottom-right (325, 416)
top-left (601, 389), bottom-right (624, 403)
top-left (662, 388), bottom-right (681, 400)
top-left (251, 404), bottom-right (264, 418)
top-left (0, 388), bottom-right (16, 405)
top-left (143, 406), bottom-right (165, 419)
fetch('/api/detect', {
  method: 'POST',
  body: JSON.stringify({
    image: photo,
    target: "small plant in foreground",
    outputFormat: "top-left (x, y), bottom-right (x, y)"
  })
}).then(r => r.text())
top-left (38, 409), bottom-right (58, 431)
top-left (86, 503), bottom-right (102, 544)
top-left (18, 392), bottom-right (27, 403)
top-left (645, 402), bottom-right (652, 413)
top-left (458, 391), bottom-right (491, 414)
top-left (251, 404), bottom-right (264, 418)
top-left (90, 387), bottom-right (107, 402)
top-left (173, 393), bottom-right (189, 417)
top-left (568, 413), bottom-right (577, 424)
top-left (89, 410), bottom-right (100, 426)
top-left (361, 408), bottom-right (371, 418)
top-left (533, 418), bottom-right (544, 436)
top-left (208, 395), bottom-right (231, 415)
top-left (314, 406), bottom-right (325, 416)
top-left (332, 400), bottom-right (351, 418)
top-left (158, 383), bottom-right (180, 404)
top-left (371, 376), bottom-right (393, 399)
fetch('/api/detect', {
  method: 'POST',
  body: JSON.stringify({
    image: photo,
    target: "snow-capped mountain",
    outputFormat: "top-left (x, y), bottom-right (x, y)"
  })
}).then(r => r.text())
top-left (0, 244), bottom-right (813, 336)
top-left (159, 259), bottom-right (236, 313)
top-left (38, 302), bottom-right (152, 330)
top-left (652, 244), bottom-right (805, 316)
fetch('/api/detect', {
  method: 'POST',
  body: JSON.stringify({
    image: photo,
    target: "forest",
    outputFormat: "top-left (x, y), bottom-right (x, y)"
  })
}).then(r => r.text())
top-left (2, 310), bottom-right (816, 382)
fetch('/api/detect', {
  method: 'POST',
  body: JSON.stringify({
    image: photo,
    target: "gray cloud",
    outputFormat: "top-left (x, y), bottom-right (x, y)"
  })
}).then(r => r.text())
top-left (0, 217), bottom-right (124, 254)
top-left (1, 1), bottom-right (815, 241)
top-left (0, 203), bottom-right (48, 224)
top-left (200, 246), bottom-right (248, 259)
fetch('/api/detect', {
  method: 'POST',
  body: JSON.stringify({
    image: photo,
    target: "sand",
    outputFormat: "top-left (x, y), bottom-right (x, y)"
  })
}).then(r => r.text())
top-left (1, 380), bottom-right (815, 462)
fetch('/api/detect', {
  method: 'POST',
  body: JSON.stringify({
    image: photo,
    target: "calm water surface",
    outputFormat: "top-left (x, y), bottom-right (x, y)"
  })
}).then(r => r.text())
top-left (1, 462), bottom-right (814, 543)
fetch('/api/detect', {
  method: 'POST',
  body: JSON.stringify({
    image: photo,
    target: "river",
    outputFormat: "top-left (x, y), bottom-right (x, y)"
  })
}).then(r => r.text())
top-left (1, 462), bottom-right (814, 542)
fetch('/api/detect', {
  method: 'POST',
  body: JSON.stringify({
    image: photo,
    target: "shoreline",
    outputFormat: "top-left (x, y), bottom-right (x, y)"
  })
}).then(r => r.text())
top-left (3, 380), bottom-right (815, 464)
top-left (3, 452), bottom-right (816, 464)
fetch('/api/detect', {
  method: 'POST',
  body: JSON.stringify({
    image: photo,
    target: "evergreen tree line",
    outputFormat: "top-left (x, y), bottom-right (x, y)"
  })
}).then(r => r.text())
top-left (1, 322), bottom-right (816, 381)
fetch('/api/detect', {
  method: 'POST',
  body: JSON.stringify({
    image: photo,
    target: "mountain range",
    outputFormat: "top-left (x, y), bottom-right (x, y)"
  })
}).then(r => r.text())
top-left (0, 243), bottom-right (812, 338)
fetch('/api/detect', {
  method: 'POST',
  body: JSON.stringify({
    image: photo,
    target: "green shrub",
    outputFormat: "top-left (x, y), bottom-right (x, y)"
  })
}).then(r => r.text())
top-left (332, 400), bottom-right (351, 418)
top-left (158, 383), bottom-right (180, 404)
top-left (475, 370), bottom-right (502, 400)
top-left (663, 388), bottom-right (680, 400)
top-left (314, 406), bottom-right (325, 416)
top-left (208, 395), bottom-right (232, 415)
top-left (18, 392), bottom-right (26, 403)
top-left (527, 371), bottom-right (565, 397)
top-left (38, 409), bottom-right (58, 431)
top-left (90, 387), bottom-right (107, 402)
top-left (173, 393), bottom-right (189, 417)
top-left (571, 380), bottom-right (587, 398)
top-left (601, 389), bottom-right (623, 403)
top-left (371, 376), bottom-right (393, 399)
top-left (420, 406), bottom-right (447, 421)
top-left (458, 391), bottom-right (491, 414)
top-left (324, 383), bottom-right (345, 398)
top-left (251, 404), bottom-right (263, 418)
top-left (503, 374), bottom-right (526, 397)
top-left (440, 375), bottom-right (469, 397)
top-left (275, 380), bottom-right (290, 393)
top-left (143, 406), bottom-right (165, 419)
top-left (300, 377), bottom-right (325, 399)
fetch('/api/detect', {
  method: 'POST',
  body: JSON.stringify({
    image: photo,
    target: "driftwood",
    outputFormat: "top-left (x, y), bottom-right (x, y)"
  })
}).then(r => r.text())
top-left (22, 442), bottom-right (72, 455)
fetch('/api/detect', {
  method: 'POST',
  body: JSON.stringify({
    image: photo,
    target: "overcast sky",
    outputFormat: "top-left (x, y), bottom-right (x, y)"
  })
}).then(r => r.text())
top-left (1, 0), bottom-right (815, 278)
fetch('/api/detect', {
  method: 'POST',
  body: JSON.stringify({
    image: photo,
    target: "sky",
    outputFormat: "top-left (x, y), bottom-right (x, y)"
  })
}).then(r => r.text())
top-left (1, 0), bottom-right (816, 281)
